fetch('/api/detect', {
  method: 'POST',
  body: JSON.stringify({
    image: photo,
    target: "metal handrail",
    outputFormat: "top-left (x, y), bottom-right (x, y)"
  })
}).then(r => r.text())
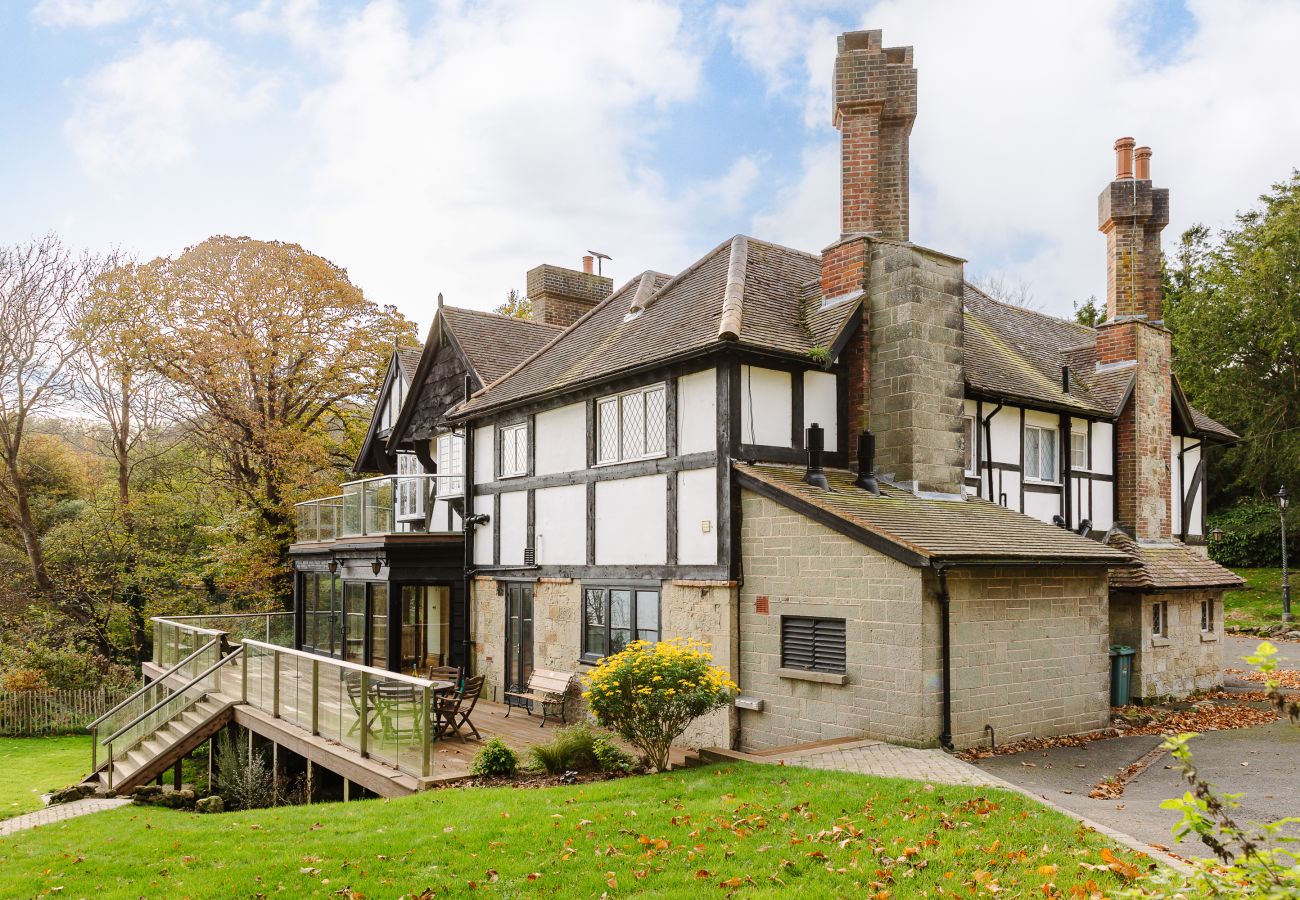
top-left (102, 645), bottom-right (244, 747)
top-left (154, 612), bottom-right (291, 623)
top-left (241, 639), bottom-right (438, 690)
top-left (293, 493), bottom-right (344, 509)
top-left (337, 473), bottom-right (458, 489)
top-left (88, 638), bottom-right (218, 730)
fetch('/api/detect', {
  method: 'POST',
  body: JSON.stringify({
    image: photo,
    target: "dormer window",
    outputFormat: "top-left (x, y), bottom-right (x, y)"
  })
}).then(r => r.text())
top-left (596, 384), bottom-right (666, 465)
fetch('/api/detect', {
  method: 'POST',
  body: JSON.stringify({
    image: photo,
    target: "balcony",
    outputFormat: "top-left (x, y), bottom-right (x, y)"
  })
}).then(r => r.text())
top-left (294, 474), bottom-right (462, 543)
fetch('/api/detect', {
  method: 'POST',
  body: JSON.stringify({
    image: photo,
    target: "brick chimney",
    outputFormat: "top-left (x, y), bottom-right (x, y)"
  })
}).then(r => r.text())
top-left (526, 261), bottom-right (613, 328)
top-left (823, 30), bottom-right (965, 496)
top-left (1096, 139), bottom-right (1172, 540)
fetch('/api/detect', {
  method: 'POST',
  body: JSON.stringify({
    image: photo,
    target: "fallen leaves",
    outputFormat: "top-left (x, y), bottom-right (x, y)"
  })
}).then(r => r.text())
top-left (1226, 666), bottom-right (1300, 690)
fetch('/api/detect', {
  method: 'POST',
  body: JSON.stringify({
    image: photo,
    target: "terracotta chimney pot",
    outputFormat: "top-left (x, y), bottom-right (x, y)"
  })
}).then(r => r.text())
top-left (1134, 146), bottom-right (1151, 180)
top-left (582, 255), bottom-right (594, 275)
top-left (1114, 137), bottom-right (1135, 179)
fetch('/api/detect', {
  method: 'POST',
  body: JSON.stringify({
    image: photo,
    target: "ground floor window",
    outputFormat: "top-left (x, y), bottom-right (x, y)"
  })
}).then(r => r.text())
top-left (1152, 600), bottom-right (1168, 638)
top-left (1200, 598), bottom-right (1214, 633)
top-left (582, 586), bottom-right (660, 663)
top-left (780, 616), bottom-right (847, 674)
top-left (399, 584), bottom-right (452, 676)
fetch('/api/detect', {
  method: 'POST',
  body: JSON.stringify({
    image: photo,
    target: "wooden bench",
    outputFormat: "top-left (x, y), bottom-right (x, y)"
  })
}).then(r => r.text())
top-left (503, 669), bottom-right (575, 727)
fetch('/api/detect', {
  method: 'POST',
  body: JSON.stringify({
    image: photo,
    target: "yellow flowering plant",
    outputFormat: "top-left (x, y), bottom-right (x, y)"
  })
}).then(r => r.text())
top-left (582, 638), bottom-right (737, 772)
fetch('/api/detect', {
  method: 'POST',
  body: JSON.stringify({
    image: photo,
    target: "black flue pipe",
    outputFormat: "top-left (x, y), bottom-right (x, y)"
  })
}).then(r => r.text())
top-left (803, 423), bottom-right (830, 490)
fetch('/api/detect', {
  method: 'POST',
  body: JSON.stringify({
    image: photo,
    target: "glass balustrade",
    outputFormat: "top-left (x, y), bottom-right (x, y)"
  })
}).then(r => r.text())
top-left (293, 475), bottom-right (455, 542)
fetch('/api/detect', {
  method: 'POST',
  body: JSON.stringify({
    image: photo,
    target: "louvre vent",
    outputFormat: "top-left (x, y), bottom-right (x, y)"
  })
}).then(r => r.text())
top-left (524, 546), bottom-right (536, 566)
top-left (780, 616), bottom-right (847, 674)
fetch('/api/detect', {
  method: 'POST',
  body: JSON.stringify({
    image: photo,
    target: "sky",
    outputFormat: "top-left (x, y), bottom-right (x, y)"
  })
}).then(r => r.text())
top-left (3, 0), bottom-right (1299, 333)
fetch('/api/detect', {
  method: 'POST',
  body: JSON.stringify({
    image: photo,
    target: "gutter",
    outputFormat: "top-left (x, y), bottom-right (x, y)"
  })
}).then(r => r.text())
top-left (936, 564), bottom-right (954, 751)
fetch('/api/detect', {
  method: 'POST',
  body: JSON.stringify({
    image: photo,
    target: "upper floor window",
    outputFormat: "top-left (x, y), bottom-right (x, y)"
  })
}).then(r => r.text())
top-left (436, 432), bottom-right (464, 497)
top-left (499, 422), bottom-right (528, 478)
top-left (1023, 424), bottom-right (1058, 483)
top-left (396, 452), bottom-right (425, 521)
top-left (596, 384), bottom-right (666, 465)
top-left (1070, 429), bottom-right (1088, 471)
top-left (963, 417), bottom-right (976, 474)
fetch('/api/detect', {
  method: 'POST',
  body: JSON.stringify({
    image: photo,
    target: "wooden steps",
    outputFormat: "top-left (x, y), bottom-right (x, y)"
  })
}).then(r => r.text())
top-left (85, 696), bottom-right (234, 794)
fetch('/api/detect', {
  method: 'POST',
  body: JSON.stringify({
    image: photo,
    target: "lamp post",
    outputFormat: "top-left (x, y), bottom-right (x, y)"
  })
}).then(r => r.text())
top-left (1278, 486), bottom-right (1291, 624)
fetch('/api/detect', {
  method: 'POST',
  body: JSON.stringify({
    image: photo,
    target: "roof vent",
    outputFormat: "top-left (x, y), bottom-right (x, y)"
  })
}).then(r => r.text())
top-left (625, 271), bottom-right (660, 320)
top-left (803, 423), bottom-right (831, 490)
top-left (854, 431), bottom-right (880, 495)
top-left (1061, 365), bottom-right (1071, 393)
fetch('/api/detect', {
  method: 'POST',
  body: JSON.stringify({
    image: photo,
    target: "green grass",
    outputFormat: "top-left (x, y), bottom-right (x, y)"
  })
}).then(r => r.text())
top-left (0, 735), bottom-right (91, 821)
top-left (0, 762), bottom-right (1168, 898)
top-left (1225, 568), bottom-right (1294, 629)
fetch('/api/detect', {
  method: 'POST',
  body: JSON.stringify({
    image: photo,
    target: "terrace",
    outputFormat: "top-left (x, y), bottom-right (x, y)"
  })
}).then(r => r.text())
top-left (294, 473), bottom-right (463, 543)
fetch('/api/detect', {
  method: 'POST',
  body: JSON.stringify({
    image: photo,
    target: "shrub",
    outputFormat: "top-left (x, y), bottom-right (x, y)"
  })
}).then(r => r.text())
top-left (469, 738), bottom-right (518, 778)
top-left (212, 732), bottom-right (279, 810)
top-left (1208, 498), bottom-right (1297, 568)
top-left (592, 735), bottom-right (637, 774)
top-left (528, 725), bottom-right (598, 774)
top-left (583, 638), bottom-right (736, 772)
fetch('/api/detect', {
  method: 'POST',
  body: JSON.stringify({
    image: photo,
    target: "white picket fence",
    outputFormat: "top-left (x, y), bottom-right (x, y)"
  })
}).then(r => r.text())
top-left (0, 688), bottom-right (130, 736)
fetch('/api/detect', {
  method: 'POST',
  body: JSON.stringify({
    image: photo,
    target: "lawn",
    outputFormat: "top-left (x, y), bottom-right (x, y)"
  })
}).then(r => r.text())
top-left (1225, 567), bottom-right (1294, 630)
top-left (0, 734), bottom-right (91, 821)
top-left (0, 762), bottom-right (1171, 898)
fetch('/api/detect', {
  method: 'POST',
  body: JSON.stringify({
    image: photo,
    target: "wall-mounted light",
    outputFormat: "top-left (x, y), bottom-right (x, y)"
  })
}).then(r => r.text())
top-left (327, 557), bottom-right (339, 575)
top-left (371, 556), bottom-right (385, 576)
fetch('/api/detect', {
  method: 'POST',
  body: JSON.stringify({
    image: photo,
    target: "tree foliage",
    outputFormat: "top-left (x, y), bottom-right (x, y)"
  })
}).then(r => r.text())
top-left (494, 288), bottom-right (533, 319)
top-left (1165, 172), bottom-right (1300, 502)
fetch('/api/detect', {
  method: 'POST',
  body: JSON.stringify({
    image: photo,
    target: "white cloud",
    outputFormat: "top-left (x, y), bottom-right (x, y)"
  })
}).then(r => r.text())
top-left (735, 0), bottom-right (1300, 316)
top-left (32, 0), bottom-right (144, 28)
top-left (65, 37), bottom-right (273, 175)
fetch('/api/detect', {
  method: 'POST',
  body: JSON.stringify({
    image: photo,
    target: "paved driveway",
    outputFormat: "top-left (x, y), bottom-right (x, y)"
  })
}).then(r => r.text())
top-left (971, 639), bottom-right (1300, 853)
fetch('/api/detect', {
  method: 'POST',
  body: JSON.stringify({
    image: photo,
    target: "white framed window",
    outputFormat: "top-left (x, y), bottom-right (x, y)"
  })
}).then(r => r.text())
top-left (436, 432), bottom-right (464, 497)
top-left (596, 384), bottom-right (667, 465)
top-left (1070, 429), bottom-right (1088, 471)
top-left (499, 423), bottom-right (528, 478)
top-left (1200, 598), bottom-right (1214, 633)
top-left (1152, 600), bottom-right (1168, 638)
top-left (395, 452), bottom-right (425, 521)
top-left (1023, 424), bottom-right (1059, 483)
top-left (963, 417), bottom-right (977, 474)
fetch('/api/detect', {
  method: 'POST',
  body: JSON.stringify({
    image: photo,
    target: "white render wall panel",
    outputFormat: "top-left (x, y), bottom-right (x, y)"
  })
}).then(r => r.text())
top-left (987, 406), bottom-right (1022, 465)
top-left (804, 371), bottom-right (838, 443)
top-left (1091, 422), bottom-right (1114, 475)
top-left (534, 484), bottom-right (586, 565)
top-left (1090, 481), bottom-right (1114, 531)
top-left (676, 468), bottom-right (718, 565)
top-left (498, 491), bottom-right (528, 566)
top-left (1024, 490), bottom-right (1061, 523)
top-left (472, 494), bottom-right (494, 565)
top-left (473, 426), bottom-right (494, 483)
top-left (678, 368), bottom-right (717, 456)
top-left (595, 475), bottom-right (667, 565)
top-left (535, 402), bottom-right (586, 476)
top-left (739, 366), bottom-right (792, 447)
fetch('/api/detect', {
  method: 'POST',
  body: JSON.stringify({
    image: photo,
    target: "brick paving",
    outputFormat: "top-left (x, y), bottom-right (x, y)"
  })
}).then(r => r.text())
top-left (0, 798), bottom-right (132, 837)
top-left (764, 739), bottom-right (1002, 787)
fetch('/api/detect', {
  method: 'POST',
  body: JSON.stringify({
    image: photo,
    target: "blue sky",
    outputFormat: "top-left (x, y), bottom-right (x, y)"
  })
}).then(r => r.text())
top-left (3, 0), bottom-right (1298, 332)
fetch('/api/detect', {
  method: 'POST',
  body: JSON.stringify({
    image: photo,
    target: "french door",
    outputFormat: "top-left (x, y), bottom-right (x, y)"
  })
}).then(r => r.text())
top-left (504, 583), bottom-right (534, 693)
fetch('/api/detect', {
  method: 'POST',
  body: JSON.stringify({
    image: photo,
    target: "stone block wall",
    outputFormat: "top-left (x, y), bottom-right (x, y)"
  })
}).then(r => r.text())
top-left (737, 489), bottom-right (936, 750)
top-left (940, 566), bottom-right (1111, 748)
top-left (1110, 589), bottom-right (1224, 700)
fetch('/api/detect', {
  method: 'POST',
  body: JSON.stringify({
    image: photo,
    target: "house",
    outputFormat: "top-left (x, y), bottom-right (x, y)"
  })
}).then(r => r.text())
top-left (287, 27), bottom-right (1242, 751)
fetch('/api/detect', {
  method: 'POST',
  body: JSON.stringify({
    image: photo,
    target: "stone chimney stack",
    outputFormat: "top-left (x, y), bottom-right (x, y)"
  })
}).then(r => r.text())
top-left (1096, 139), bottom-right (1173, 540)
top-left (822, 29), bottom-right (965, 497)
top-left (526, 261), bottom-right (613, 328)
top-left (833, 29), bottom-right (917, 241)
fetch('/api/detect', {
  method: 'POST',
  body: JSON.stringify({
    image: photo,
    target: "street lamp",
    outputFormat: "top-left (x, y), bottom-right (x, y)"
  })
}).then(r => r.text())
top-left (1278, 486), bottom-right (1291, 624)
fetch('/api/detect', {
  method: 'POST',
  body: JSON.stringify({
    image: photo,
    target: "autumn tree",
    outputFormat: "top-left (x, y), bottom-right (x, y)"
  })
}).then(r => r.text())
top-left (139, 236), bottom-right (415, 564)
top-left (495, 288), bottom-right (533, 319)
top-left (0, 235), bottom-right (108, 593)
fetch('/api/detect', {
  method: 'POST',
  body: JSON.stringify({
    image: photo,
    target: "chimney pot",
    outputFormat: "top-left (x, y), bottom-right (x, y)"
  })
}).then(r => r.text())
top-left (1114, 137), bottom-right (1135, 179)
top-left (582, 255), bottom-right (594, 275)
top-left (1134, 146), bottom-right (1151, 180)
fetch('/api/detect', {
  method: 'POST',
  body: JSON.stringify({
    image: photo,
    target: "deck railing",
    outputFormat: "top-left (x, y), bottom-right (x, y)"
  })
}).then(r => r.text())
top-left (152, 613), bottom-right (294, 668)
top-left (294, 474), bottom-right (460, 542)
top-left (242, 639), bottom-right (437, 779)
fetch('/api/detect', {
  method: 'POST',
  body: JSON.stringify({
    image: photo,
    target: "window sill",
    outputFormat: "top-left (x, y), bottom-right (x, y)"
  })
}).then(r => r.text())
top-left (1151, 636), bottom-right (1172, 648)
top-left (778, 667), bottom-right (847, 686)
top-left (497, 472), bottom-right (527, 480)
top-left (1024, 478), bottom-right (1063, 487)
top-left (593, 452), bottom-right (668, 469)
top-left (1200, 632), bottom-right (1219, 643)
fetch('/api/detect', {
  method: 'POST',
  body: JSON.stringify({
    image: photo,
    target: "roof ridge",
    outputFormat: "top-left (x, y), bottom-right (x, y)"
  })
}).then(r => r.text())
top-left (964, 282), bottom-right (1095, 335)
top-left (717, 235), bottom-right (748, 341)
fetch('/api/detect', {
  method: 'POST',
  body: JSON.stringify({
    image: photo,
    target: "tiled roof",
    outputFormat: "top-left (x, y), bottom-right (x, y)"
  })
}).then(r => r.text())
top-left (1105, 532), bottom-right (1245, 591)
top-left (454, 236), bottom-right (847, 417)
top-left (735, 462), bottom-right (1131, 567)
top-left (438, 306), bottom-right (563, 386)
top-left (962, 285), bottom-right (1236, 440)
top-left (396, 348), bottom-right (423, 385)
